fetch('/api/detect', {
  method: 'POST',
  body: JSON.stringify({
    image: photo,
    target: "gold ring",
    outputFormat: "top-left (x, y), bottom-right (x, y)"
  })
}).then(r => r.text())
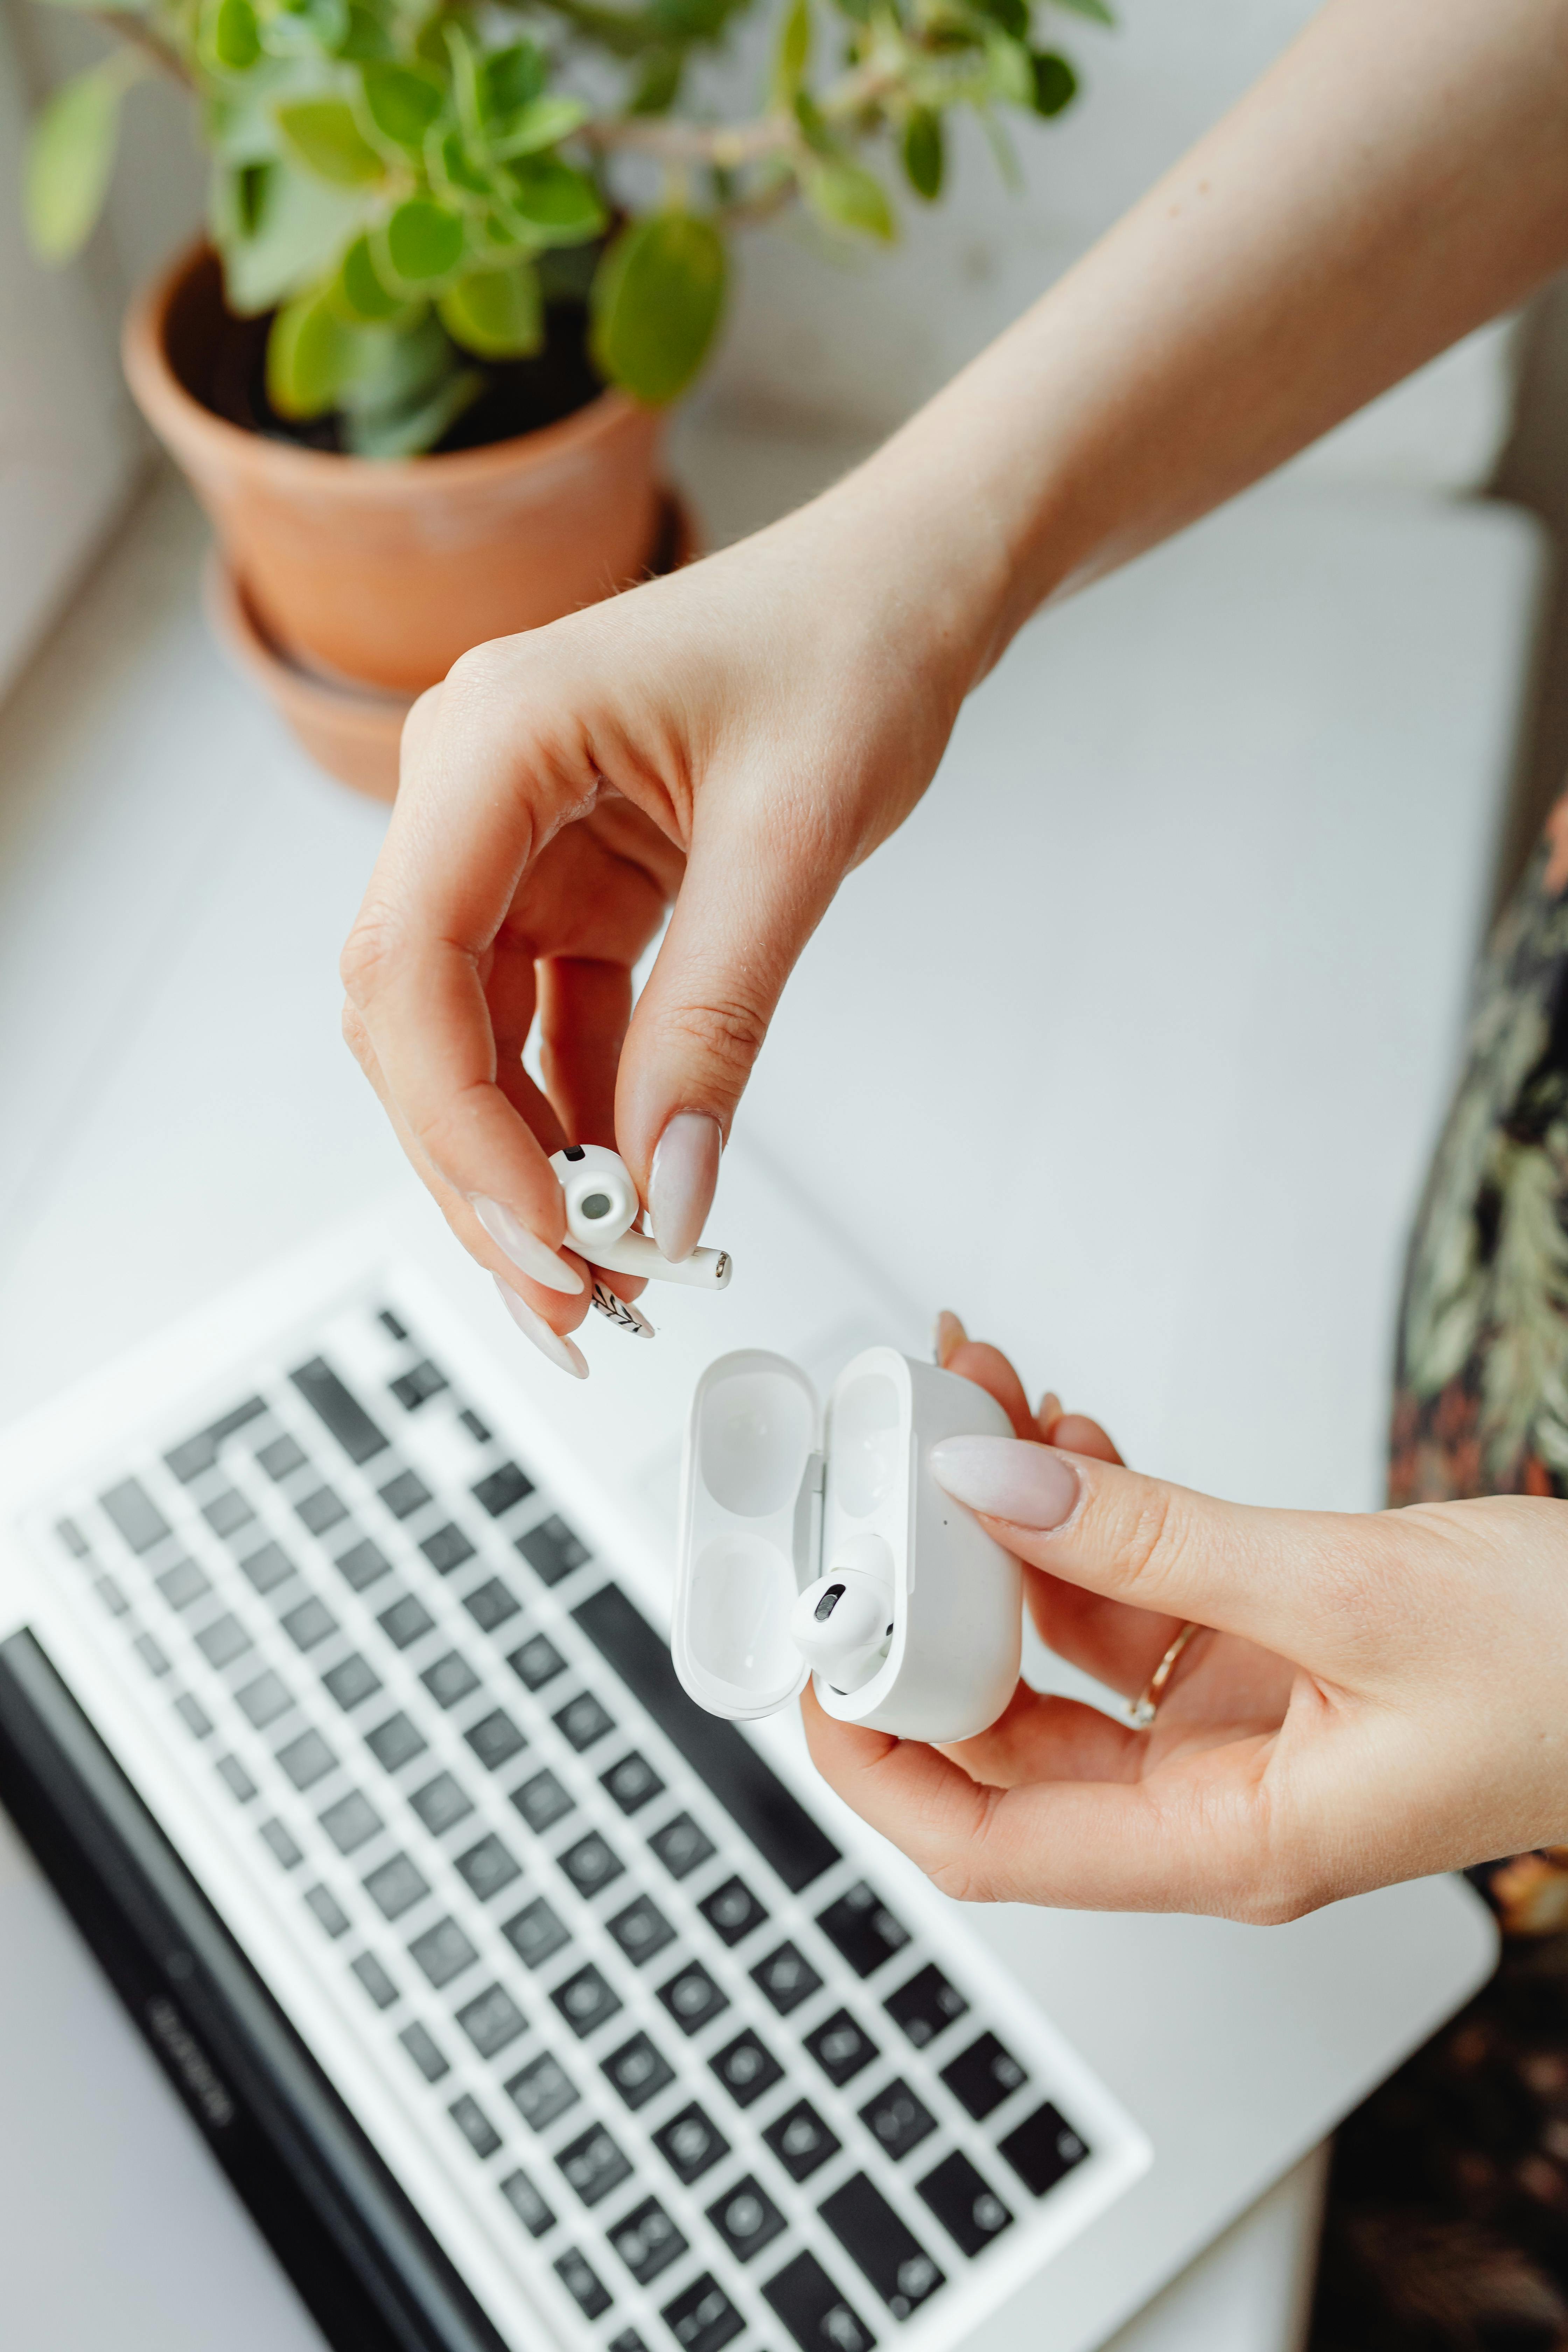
top-left (1129, 1622), bottom-right (1203, 1729)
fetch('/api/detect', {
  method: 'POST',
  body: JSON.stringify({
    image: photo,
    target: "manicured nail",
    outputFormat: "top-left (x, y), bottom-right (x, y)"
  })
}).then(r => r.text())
top-left (471, 1196), bottom-right (583, 1295)
top-left (933, 1310), bottom-right (967, 1367)
top-left (591, 1281), bottom-right (655, 1338)
top-left (648, 1113), bottom-right (721, 1263)
top-left (492, 1278), bottom-right (589, 1380)
top-left (930, 1435), bottom-right (1079, 1528)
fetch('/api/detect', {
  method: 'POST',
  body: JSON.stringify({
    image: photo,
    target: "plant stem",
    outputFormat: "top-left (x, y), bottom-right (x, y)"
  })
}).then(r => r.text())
top-left (89, 7), bottom-right (192, 86)
top-left (580, 56), bottom-right (904, 164)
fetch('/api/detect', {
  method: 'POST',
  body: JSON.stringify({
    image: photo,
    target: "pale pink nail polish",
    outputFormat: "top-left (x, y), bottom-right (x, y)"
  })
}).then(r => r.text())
top-left (471, 1197), bottom-right (583, 1295)
top-left (930, 1436), bottom-right (1079, 1528)
top-left (648, 1113), bottom-right (721, 1264)
top-left (492, 1278), bottom-right (589, 1380)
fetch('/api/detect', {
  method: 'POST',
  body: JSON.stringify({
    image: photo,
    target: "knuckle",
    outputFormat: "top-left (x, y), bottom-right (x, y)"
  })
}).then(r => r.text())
top-left (340, 997), bottom-right (374, 1071)
top-left (663, 996), bottom-right (769, 1088)
top-left (1112, 1483), bottom-right (1189, 1607)
top-left (339, 908), bottom-right (400, 1007)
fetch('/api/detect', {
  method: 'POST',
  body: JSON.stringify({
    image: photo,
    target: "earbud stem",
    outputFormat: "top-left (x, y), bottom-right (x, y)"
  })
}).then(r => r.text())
top-left (585, 1230), bottom-right (732, 1290)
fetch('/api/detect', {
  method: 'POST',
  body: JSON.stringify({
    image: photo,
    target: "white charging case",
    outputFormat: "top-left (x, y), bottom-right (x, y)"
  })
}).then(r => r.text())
top-left (673, 1345), bottom-right (1022, 1743)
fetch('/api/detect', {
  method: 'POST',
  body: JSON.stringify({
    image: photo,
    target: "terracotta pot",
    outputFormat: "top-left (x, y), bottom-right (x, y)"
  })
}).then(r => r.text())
top-left (206, 493), bottom-right (698, 802)
top-left (123, 241), bottom-right (666, 695)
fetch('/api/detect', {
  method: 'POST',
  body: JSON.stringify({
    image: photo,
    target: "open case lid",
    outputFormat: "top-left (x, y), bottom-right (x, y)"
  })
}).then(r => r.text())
top-left (673, 1350), bottom-right (820, 1721)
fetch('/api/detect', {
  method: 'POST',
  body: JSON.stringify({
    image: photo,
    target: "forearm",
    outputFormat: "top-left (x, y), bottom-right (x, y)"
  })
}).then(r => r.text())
top-left (833, 0), bottom-right (1568, 691)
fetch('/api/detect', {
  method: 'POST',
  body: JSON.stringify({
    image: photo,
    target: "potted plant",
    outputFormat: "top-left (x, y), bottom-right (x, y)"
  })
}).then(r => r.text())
top-left (22, 0), bottom-right (1102, 793)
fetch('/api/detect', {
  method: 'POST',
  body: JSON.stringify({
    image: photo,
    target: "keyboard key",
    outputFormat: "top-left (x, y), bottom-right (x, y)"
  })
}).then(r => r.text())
top-left (202, 1488), bottom-right (255, 1539)
top-left (449, 2093), bottom-right (502, 2158)
top-left (507, 2051), bottom-right (580, 2132)
top-left (559, 1832), bottom-right (624, 1897)
top-left (940, 2032), bottom-right (1027, 2123)
top-left (100, 1478), bottom-right (170, 1554)
top-left (465, 1708), bottom-right (526, 1770)
top-left (464, 1577), bottom-right (521, 1634)
top-left (399, 2021), bottom-right (450, 2081)
top-left (500, 2167), bottom-right (556, 2238)
top-left (258, 1435), bottom-right (307, 1481)
top-left (606, 1894), bottom-right (676, 1967)
top-left (511, 1768), bottom-right (574, 1834)
top-left (391, 1358), bottom-right (448, 1413)
top-left (364, 1852), bottom-right (431, 1920)
top-left (421, 1523), bottom-right (476, 1575)
top-left (610, 2197), bottom-right (687, 2286)
top-left (554, 2247), bottom-right (611, 2321)
top-left (602, 2032), bottom-right (676, 2111)
top-left (502, 1896), bottom-right (571, 1970)
top-left (336, 1538), bottom-right (392, 1592)
top-left (282, 1596), bottom-right (338, 1653)
top-left (410, 1916), bottom-right (480, 1989)
top-left (764, 2100), bottom-right (840, 2184)
top-left (364, 1713), bottom-right (427, 1772)
top-left (216, 1754), bottom-right (257, 1802)
top-left (711, 2029), bottom-right (784, 2108)
top-left (292, 1357), bottom-right (390, 1463)
top-left (234, 1678), bottom-right (290, 1737)
top-left (557, 2122), bottom-right (633, 2206)
top-left (456, 1982), bottom-right (527, 2059)
top-left (320, 1790), bottom-right (383, 1854)
top-left (764, 2252), bottom-right (877, 2352)
top-left (820, 2175), bottom-right (945, 2318)
top-left (648, 1813), bottom-right (715, 1881)
top-left (379, 1468), bottom-right (432, 1520)
top-left (277, 1729), bottom-right (337, 1790)
top-left (93, 1574), bottom-right (128, 1616)
top-left (174, 1692), bottom-right (213, 1739)
top-left (699, 1877), bottom-right (768, 1947)
top-left (816, 1884), bottom-right (910, 1980)
top-left (859, 2080), bottom-right (936, 2162)
top-left (554, 1690), bottom-right (615, 1752)
top-left (601, 1752), bottom-right (665, 1814)
top-left (708, 2175), bottom-right (786, 2264)
top-left (652, 2103), bottom-right (729, 2186)
top-left (378, 1308), bottom-right (408, 1340)
top-left (518, 1516), bottom-right (590, 1587)
top-left (351, 1952), bottom-right (400, 2010)
top-left (196, 1613), bottom-right (253, 1669)
top-left (297, 1486), bottom-right (349, 1537)
top-left (166, 1397), bottom-right (268, 1484)
top-left (409, 1773), bottom-right (475, 1835)
top-left (260, 1818), bottom-right (303, 1870)
top-left (658, 1961), bottom-right (728, 2037)
top-left (378, 1595), bottom-right (435, 1650)
top-left (884, 1963), bottom-right (969, 2050)
top-left (304, 1884), bottom-right (350, 1938)
top-left (55, 1516), bottom-right (90, 1558)
top-left (662, 2271), bottom-right (744, 2352)
top-left (322, 1653), bottom-right (383, 1711)
top-left (508, 1633), bottom-right (567, 1691)
top-left (473, 1462), bottom-right (534, 1518)
top-left (454, 1832), bottom-right (522, 1903)
top-left (459, 1407), bottom-right (491, 1444)
top-left (552, 1964), bottom-right (623, 2039)
top-left (997, 2102), bottom-right (1090, 2197)
top-left (240, 1541), bottom-right (296, 1595)
top-left (916, 2151), bottom-right (1013, 2257)
top-left (156, 1558), bottom-right (211, 1611)
top-left (421, 1652), bottom-right (481, 1709)
top-left (134, 1633), bottom-right (171, 1678)
top-left (752, 1943), bottom-right (823, 2016)
top-left (805, 2011), bottom-right (877, 2089)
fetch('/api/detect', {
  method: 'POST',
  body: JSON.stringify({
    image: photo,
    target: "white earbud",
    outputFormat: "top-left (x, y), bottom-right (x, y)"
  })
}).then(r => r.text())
top-left (791, 1537), bottom-right (895, 1690)
top-left (549, 1145), bottom-right (732, 1290)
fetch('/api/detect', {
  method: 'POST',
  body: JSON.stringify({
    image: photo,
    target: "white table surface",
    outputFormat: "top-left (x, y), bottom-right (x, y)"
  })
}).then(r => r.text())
top-left (0, 422), bottom-right (1546, 2352)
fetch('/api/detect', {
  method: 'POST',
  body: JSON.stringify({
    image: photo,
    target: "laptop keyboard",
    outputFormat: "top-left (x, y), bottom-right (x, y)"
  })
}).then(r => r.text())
top-left (37, 1293), bottom-right (1122, 2352)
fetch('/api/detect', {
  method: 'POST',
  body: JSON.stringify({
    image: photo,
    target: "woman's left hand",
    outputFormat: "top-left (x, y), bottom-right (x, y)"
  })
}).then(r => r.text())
top-left (802, 1317), bottom-right (1568, 1921)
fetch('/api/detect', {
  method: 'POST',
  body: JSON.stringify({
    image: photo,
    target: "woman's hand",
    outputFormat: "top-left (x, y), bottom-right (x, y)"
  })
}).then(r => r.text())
top-left (803, 1318), bottom-right (1568, 1921)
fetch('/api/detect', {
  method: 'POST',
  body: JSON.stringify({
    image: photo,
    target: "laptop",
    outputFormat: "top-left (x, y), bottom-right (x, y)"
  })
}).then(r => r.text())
top-left (0, 1151), bottom-right (1496, 2352)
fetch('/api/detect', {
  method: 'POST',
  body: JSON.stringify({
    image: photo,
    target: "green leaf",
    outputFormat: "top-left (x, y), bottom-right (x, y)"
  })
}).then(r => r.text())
top-left (792, 89), bottom-right (832, 153)
top-left (439, 258), bottom-right (543, 356)
top-left (338, 3), bottom-right (391, 58)
top-left (381, 194), bottom-right (467, 283)
top-left (479, 40), bottom-right (546, 121)
top-left (24, 56), bottom-right (140, 262)
top-left (970, 0), bottom-right (1028, 37)
top-left (266, 288), bottom-right (360, 417)
top-left (901, 106), bottom-right (943, 201)
top-left (590, 210), bottom-right (726, 406)
top-left (346, 364), bottom-right (484, 457)
top-left (1051, 0), bottom-right (1113, 22)
top-left (336, 309), bottom-right (452, 413)
top-left (336, 230), bottom-right (405, 320)
top-left (202, 0), bottom-right (262, 72)
top-left (983, 30), bottom-right (1034, 106)
top-left (431, 129), bottom-right (493, 198)
top-left (770, 0), bottom-right (812, 107)
top-left (360, 62), bottom-right (444, 151)
top-left (488, 94), bottom-right (589, 158)
top-left (628, 48), bottom-right (683, 114)
top-left (1029, 47), bottom-right (1077, 113)
top-left (220, 159), bottom-right (370, 312)
top-left (803, 158), bottom-right (895, 241)
top-left (503, 157), bottom-right (606, 244)
top-left (276, 97), bottom-right (385, 184)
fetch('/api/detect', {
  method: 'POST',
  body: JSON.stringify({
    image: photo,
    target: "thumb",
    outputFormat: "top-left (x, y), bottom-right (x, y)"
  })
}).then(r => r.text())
top-left (615, 779), bottom-right (848, 1255)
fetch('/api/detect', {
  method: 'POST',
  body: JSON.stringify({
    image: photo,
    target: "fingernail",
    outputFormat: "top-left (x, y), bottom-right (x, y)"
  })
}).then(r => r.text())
top-left (492, 1277), bottom-right (589, 1379)
top-left (648, 1113), bottom-right (721, 1263)
top-left (933, 1310), bottom-right (967, 1367)
top-left (1038, 1391), bottom-right (1063, 1434)
top-left (591, 1281), bottom-right (656, 1338)
top-left (930, 1435), bottom-right (1079, 1528)
top-left (471, 1196), bottom-right (583, 1295)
